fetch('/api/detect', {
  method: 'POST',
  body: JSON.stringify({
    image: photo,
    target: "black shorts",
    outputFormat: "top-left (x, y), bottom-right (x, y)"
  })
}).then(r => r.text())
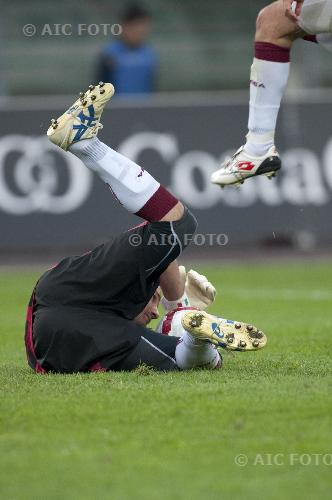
top-left (27, 208), bottom-right (197, 373)
top-left (114, 330), bottom-right (180, 372)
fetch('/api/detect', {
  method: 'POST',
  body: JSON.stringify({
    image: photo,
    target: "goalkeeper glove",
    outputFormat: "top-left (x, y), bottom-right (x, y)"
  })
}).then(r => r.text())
top-left (161, 266), bottom-right (216, 311)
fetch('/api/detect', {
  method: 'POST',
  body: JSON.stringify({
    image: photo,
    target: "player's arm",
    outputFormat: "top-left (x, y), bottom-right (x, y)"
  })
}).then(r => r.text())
top-left (159, 260), bottom-right (186, 303)
top-left (160, 265), bottom-right (216, 312)
top-left (283, 0), bottom-right (304, 21)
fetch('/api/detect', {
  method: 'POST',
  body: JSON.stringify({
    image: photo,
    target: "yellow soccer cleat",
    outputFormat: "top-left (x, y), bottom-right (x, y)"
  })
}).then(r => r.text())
top-left (47, 82), bottom-right (115, 151)
top-left (181, 311), bottom-right (267, 352)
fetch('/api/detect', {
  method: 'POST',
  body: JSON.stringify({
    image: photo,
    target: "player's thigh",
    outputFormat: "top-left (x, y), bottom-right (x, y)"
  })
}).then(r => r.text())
top-left (256, 1), bottom-right (306, 43)
top-left (116, 331), bottom-right (180, 372)
top-left (33, 306), bottom-right (143, 373)
top-left (141, 207), bottom-right (197, 282)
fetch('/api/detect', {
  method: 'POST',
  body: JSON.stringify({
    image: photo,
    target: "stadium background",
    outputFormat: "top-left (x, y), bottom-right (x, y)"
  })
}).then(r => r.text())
top-left (1, 2), bottom-right (332, 500)
top-left (1, 0), bottom-right (332, 261)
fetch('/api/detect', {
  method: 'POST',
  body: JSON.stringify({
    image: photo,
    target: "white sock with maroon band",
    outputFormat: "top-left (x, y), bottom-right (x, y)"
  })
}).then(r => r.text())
top-left (244, 42), bottom-right (290, 157)
top-left (175, 333), bottom-right (221, 370)
top-left (69, 138), bottom-right (178, 221)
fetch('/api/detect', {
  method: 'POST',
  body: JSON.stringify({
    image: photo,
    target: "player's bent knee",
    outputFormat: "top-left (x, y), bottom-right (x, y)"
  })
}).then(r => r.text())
top-left (183, 207), bottom-right (198, 234)
top-left (255, 1), bottom-right (300, 43)
top-left (159, 201), bottom-right (184, 222)
top-left (256, 3), bottom-right (279, 39)
top-left (256, 6), bottom-right (270, 34)
top-left (173, 208), bottom-right (198, 248)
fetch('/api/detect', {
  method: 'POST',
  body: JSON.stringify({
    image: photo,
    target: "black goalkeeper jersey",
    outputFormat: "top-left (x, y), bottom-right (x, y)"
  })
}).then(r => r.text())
top-left (24, 209), bottom-right (197, 373)
top-left (27, 230), bottom-right (159, 373)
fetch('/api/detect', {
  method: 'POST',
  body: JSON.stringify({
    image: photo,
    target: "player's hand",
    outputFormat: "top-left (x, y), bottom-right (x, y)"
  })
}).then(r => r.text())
top-left (283, 0), bottom-right (304, 21)
top-left (185, 269), bottom-right (217, 310)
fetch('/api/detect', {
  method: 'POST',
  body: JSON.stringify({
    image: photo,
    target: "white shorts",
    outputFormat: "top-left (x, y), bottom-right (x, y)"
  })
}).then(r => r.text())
top-left (298, 0), bottom-right (332, 34)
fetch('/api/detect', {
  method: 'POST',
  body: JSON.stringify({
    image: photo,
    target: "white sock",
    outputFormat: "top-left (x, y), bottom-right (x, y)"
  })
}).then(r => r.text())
top-left (245, 57), bottom-right (290, 157)
top-left (175, 332), bottom-right (221, 370)
top-left (69, 138), bottom-right (160, 216)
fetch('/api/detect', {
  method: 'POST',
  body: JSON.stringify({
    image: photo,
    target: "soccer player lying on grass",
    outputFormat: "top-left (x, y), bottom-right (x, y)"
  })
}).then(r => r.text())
top-left (25, 82), bottom-right (267, 374)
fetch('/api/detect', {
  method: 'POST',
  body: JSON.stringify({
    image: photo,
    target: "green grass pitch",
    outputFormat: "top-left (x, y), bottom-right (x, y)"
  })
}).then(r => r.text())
top-left (1, 262), bottom-right (332, 499)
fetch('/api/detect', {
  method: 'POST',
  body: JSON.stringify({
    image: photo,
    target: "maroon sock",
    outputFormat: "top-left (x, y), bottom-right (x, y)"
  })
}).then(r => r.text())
top-left (135, 185), bottom-right (179, 222)
top-left (255, 42), bottom-right (291, 63)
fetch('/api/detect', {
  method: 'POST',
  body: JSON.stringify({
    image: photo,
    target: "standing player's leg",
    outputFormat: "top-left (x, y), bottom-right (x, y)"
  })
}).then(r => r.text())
top-left (211, 0), bottom-right (332, 188)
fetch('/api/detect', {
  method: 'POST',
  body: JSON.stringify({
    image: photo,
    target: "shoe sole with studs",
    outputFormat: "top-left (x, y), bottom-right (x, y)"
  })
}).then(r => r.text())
top-left (216, 319), bottom-right (267, 352)
top-left (47, 82), bottom-right (114, 151)
top-left (181, 311), bottom-right (267, 352)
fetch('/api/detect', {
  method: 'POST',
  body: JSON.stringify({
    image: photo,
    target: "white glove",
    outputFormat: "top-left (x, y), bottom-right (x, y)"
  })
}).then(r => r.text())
top-left (183, 267), bottom-right (217, 310)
